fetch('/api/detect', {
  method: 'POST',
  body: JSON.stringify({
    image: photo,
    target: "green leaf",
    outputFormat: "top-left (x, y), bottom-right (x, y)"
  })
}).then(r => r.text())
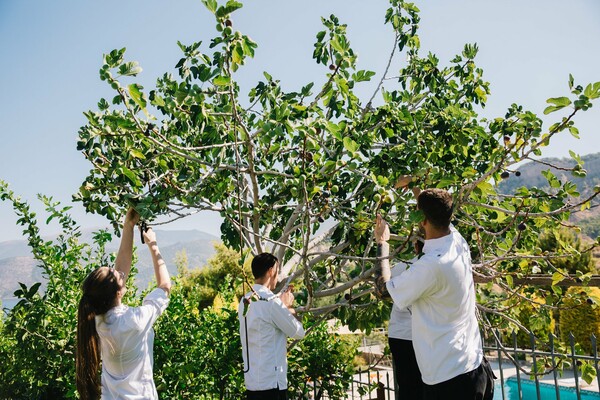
top-left (213, 75), bottom-right (231, 86)
top-left (130, 149), bottom-right (146, 159)
top-left (343, 136), bottom-right (359, 154)
top-left (352, 70), bottom-right (376, 82)
top-left (128, 83), bottom-right (147, 110)
top-left (568, 74), bottom-right (574, 89)
top-left (27, 282), bottom-right (41, 298)
top-left (546, 96), bottom-right (571, 107)
top-left (118, 61), bottom-right (143, 77)
top-left (543, 105), bottom-right (562, 115)
top-left (543, 97), bottom-right (572, 114)
top-left (98, 98), bottom-right (110, 111)
top-left (581, 362), bottom-right (597, 385)
top-left (568, 126), bottom-right (580, 138)
top-left (216, 1), bottom-right (243, 18)
top-left (151, 96), bottom-right (166, 108)
top-left (202, 0), bottom-right (217, 13)
top-left (119, 167), bottom-right (140, 186)
top-left (551, 272), bottom-right (565, 286)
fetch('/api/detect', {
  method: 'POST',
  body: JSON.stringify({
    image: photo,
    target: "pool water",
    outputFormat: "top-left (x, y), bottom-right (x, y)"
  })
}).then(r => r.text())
top-left (493, 377), bottom-right (600, 400)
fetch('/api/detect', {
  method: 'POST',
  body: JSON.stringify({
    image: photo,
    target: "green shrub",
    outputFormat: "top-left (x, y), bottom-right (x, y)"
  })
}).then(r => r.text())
top-left (0, 188), bottom-right (115, 399)
top-left (0, 187), bottom-right (358, 399)
top-left (153, 277), bottom-right (246, 399)
top-left (510, 293), bottom-right (555, 350)
top-left (288, 319), bottom-right (357, 399)
top-left (538, 228), bottom-right (594, 275)
top-left (559, 286), bottom-right (600, 354)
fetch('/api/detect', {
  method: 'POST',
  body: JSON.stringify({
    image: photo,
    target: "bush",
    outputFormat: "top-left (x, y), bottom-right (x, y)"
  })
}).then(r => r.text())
top-left (508, 293), bottom-right (556, 350)
top-left (288, 319), bottom-right (357, 399)
top-left (0, 187), bottom-right (359, 399)
top-left (538, 228), bottom-right (594, 275)
top-left (0, 189), bottom-right (115, 399)
top-left (177, 243), bottom-right (251, 310)
top-left (153, 277), bottom-right (246, 399)
top-left (559, 286), bottom-right (600, 354)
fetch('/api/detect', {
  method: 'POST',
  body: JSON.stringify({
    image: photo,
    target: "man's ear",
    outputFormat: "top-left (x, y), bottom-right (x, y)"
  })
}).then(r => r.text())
top-left (269, 264), bottom-right (278, 278)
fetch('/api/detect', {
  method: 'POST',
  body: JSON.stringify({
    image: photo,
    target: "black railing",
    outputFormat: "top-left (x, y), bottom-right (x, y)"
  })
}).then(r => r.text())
top-left (312, 331), bottom-right (600, 400)
top-left (488, 331), bottom-right (600, 400)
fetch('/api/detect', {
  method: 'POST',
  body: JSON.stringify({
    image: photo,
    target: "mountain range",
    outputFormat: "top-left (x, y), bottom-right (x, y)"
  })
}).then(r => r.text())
top-left (0, 229), bottom-right (219, 302)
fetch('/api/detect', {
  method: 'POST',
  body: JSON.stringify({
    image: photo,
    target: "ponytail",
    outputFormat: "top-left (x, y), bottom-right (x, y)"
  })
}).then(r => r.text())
top-left (76, 267), bottom-right (120, 400)
top-left (76, 297), bottom-right (101, 400)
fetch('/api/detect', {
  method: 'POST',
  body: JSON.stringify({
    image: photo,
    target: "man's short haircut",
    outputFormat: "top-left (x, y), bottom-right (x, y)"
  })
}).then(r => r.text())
top-left (417, 188), bottom-right (453, 229)
top-left (251, 252), bottom-right (279, 279)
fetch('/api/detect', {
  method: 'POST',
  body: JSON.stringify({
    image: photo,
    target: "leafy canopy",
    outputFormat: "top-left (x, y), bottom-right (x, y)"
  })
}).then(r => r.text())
top-left (75, 0), bottom-right (600, 330)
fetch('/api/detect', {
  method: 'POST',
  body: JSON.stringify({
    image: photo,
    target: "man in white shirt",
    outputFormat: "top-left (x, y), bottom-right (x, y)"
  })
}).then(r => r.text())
top-left (238, 253), bottom-right (305, 400)
top-left (375, 187), bottom-right (494, 399)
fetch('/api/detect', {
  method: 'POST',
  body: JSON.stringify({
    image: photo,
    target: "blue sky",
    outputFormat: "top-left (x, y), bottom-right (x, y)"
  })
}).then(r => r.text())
top-left (1, 0), bottom-right (599, 242)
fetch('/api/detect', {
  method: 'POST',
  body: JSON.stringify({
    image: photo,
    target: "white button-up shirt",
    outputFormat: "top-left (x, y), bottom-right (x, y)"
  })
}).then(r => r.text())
top-left (238, 284), bottom-right (305, 391)
top-left (96, 288), bottom-right (169, 399)
top-left (386, 226), bottom-right (483, 385)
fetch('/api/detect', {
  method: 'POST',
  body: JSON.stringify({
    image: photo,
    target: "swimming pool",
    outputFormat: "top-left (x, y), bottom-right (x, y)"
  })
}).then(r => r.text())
top-left (493, 377), bottom-right (600, 400)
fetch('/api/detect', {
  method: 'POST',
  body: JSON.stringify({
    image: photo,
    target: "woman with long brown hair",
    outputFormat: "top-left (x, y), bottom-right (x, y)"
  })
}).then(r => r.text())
top-left (76, 208), bottom-right (171, 400)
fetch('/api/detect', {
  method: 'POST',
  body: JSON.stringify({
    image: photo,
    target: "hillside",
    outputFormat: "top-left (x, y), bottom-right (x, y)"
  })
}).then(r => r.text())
top-left (0, 229), bottom-right (218, 301)
top-left (499, 152), bottom-right (600, 238)
top-left (499, 152), bottom-right (600, 198)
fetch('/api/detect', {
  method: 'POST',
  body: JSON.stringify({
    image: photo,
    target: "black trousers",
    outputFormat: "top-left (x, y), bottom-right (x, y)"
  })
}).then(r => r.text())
top-left (389, 337), bottom-right (425, 400)
top-left (423, 357), bottom-right (495, 400)
top-left (246, 388), bottom-right (287, 400)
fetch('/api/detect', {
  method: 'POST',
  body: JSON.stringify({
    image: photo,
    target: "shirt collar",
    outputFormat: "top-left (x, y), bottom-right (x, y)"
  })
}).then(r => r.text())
top-left (422, 227), bottom-right (455, 253)
top-left (252, 283), bottom-right (276, 300)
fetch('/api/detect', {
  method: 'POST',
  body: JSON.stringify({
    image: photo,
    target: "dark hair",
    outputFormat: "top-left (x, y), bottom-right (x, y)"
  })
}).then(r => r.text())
top-left (76, 267), bottom-right (121, 400)
top-left (414, 239), bottom-right (425, 254)
top-left (417, 188), bottom-right (453, 229)
top-left (251, 253), bottom-right (279, 279)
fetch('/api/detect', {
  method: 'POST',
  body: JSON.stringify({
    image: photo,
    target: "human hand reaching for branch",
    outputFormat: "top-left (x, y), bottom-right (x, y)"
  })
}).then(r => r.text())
top-left (375, 214), bottom-right (390, 244)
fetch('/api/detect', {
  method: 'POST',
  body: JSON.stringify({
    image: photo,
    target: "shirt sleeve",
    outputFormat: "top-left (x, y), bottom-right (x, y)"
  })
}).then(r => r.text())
top-left (129, 288), bottom-right (170, 330)
top-left (390, 261), bottom-right (411, 278)
top-left (386, 257), bottom-right (439, 310)
top-left (270, 298), bottom-right (305, 339)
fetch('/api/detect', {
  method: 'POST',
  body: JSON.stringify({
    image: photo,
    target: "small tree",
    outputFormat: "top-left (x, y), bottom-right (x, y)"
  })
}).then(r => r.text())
top-left (538, 227), bottom-right (595, 275)
top-left (178, 242), bottom-right (250, 309)
top-left (559, 286), bottom-right (600, 355)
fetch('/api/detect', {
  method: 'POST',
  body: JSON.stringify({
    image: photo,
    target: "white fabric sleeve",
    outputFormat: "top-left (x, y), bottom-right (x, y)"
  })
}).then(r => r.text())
top-left (129, 288), bottom-right (170, 330)
top-left (386, 258), bottom-right (438, 310)
top-left (270, 298), bottom-right (305, 339)
top-left (390, 261), bottom-right (411, 278)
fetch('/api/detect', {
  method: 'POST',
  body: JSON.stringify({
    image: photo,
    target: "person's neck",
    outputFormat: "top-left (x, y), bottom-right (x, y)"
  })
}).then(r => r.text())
top-left (425, 226), bottom-right (451, 240)
top-left (254, 278), bottom-right (273, 290)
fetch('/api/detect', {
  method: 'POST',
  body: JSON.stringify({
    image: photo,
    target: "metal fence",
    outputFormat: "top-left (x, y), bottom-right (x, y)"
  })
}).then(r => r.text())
top-left (312, 331), bottom-right (600, 400)
top-left (488, 331), bottom-right (600, 400)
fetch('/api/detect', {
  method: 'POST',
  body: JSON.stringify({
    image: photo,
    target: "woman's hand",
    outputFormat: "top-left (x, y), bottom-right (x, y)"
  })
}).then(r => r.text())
top-left (124, 208), bottom-right (140, 228)
top-left (143, 227), bottom-right (157, 245)
top-left (375, 214), bottom-right (390, 244)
